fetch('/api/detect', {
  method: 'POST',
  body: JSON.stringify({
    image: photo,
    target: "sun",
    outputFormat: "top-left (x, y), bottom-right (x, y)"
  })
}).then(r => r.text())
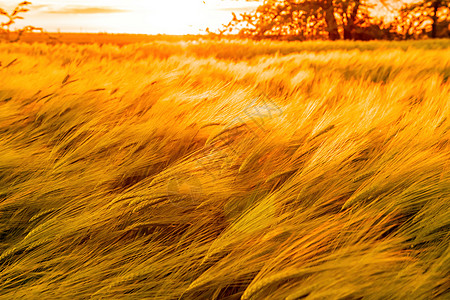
top-left (132, 0), bottom-right (209, 34)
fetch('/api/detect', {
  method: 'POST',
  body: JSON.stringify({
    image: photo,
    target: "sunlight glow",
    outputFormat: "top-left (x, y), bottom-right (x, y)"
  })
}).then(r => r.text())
top-left (0, 0), bottom-right (261, 34)
top-left (127, 0), bottom-right (208, 34)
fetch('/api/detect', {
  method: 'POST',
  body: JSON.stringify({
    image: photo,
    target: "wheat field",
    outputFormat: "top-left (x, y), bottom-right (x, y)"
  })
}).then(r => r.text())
top-left (0, 39), bottom-right (449, 299)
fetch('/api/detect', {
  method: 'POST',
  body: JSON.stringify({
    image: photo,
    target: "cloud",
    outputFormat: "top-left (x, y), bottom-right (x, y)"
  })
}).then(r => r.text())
top-left (217, 6), bottom-right (258, 13)
top-left (30, 4), bottom-right (50, 10)
top-left (46, 6), bottom-right (128, 14)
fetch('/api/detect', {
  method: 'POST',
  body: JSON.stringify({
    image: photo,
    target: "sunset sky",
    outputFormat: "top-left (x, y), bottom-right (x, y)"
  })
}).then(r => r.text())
top-left (0, 0), bottom-right (261, 34)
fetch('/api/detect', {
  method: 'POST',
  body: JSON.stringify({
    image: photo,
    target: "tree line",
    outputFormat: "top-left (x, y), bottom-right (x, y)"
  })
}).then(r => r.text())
top-left (2, 1), bottom-right (449, 42)
top-left (219, 0), bottom-right (450, 40)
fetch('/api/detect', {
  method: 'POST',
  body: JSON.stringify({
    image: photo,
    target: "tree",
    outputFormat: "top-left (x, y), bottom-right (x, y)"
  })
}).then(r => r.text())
top-left (427, 0), bottom-right (450, 38)
top-left (221, 0), bottom-right (392, 41)
top-left (394, 0), bottom-right (450, 38)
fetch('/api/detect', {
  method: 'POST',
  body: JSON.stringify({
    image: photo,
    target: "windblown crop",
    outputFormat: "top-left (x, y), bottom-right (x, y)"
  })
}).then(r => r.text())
top-left (0, 39), bottom-right (449, 299)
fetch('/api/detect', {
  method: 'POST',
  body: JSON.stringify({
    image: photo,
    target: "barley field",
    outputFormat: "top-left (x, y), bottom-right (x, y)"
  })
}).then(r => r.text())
top-left (0, 39), bottom-right (449, 299)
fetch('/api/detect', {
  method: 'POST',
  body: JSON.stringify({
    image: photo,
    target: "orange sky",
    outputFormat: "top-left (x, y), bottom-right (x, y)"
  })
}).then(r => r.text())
top-left (0, 0), bottom-right (261, 34)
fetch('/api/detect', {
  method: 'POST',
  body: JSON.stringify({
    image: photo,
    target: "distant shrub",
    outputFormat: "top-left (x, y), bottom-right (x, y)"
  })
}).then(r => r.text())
top-left (0, 1), bottom-right (43, 42)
